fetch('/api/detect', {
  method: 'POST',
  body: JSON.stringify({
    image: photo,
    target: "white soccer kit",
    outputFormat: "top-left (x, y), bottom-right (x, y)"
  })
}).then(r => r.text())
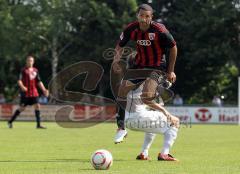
top-left (124, 82), bottom-right (171, 134)
top-left (124, 82), bottom-right (178, 155)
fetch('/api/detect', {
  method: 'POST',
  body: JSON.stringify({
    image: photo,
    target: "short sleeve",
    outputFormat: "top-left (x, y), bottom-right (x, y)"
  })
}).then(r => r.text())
top-left (118, 22), bottom-right (138, 47)
top-left (36, 71), bottom-right (41, 82)
top-left (118, 29), bottom-right (131, 47)
top-left (158, 31), bottom-right (176, 48)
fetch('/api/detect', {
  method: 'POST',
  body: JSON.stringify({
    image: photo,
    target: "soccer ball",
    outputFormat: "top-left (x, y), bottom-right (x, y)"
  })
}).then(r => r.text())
top-left (91, 149), bottom-right (113, 170)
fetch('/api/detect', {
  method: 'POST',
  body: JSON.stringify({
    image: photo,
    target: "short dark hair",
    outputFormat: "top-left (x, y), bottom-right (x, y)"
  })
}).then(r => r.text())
top-left (27, 55), bottom-right (34, 59)
top-left (137, 4), bottom-right (153, 14)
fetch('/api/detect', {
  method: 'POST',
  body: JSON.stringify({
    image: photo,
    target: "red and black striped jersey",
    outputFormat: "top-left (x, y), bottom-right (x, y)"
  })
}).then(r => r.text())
top-left (118, 21), bottom-right (176, 68)
top-left (19, 67), bottom-right (41, 97)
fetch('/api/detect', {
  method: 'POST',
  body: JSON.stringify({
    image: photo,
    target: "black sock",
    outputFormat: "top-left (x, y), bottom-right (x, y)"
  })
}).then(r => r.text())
top-left (35, 110), bottom-right (41, 127)
top-left (116, 107), bottom-right (125, 129)
top-left (9, 110), bottom-right (21, 123)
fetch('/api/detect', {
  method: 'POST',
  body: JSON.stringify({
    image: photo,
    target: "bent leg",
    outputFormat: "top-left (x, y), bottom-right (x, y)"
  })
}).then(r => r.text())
top-left (9, 106), bottom-right (26, 123)
top-left (141, 132), bottom-right (156, 157)
top-left (161, 126), bottom-right (178, 155)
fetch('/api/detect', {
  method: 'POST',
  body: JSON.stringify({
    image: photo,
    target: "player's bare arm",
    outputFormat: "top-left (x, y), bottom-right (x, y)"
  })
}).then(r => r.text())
top-left (112, 44), bottom-right (124, 73)
top-left (38, 82), bottom-right (49, 97)
top-left (167, 45), bottom-right (177, 83)
top-left (17, 80), bottom-right (27, 92)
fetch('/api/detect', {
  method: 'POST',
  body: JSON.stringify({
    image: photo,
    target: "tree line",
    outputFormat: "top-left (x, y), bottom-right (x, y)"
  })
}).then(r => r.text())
top-left (0, 0), bottom-right (239, 104)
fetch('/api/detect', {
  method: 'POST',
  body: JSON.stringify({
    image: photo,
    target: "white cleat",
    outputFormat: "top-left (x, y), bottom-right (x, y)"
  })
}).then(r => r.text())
top-left (114, 129), bottom-right (127, 144)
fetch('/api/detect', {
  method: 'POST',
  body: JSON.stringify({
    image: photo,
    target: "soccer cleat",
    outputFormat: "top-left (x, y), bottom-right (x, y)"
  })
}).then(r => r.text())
top-left (8, 122), bottom-right (13, 129)
top-left (114, 128), bottom-right (127, 144)
top-left (158, 153), bottom-right (179, 161)
top-left (136, 153), bottom-right (150, 160)
top-left (36, 125), bottom-right (47, 129)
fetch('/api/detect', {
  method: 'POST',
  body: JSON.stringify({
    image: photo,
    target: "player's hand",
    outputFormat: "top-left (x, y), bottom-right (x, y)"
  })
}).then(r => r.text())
top-left (43, 89), bottom-right (49, 97)
top-left (112, 61), bottom-right (122, 73)
top-left (167, 72), bottom-right (176, 83)
top-left (168, 115), bottom-right (180, 128)
top-left (21, 87), bottom-right (28, 92)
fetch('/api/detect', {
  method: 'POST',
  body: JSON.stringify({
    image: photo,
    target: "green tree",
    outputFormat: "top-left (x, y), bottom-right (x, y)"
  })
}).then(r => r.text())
top-left (157, 0), bottom-right (240, 104)
top-left (0, 0), bottom-right (138, 100)
top-left (0, 0), bottom-right (42, 100)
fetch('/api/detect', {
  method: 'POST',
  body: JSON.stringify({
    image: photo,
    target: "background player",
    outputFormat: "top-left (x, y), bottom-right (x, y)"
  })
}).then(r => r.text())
top-left (8, 56), bottom-right (49, 129)
top-left (112, 4), bottom-right (177, 143)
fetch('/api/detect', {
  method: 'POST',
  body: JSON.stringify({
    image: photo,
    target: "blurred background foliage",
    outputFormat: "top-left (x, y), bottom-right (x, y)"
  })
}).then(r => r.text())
top-left (0, 0), bottom-right (239, 104)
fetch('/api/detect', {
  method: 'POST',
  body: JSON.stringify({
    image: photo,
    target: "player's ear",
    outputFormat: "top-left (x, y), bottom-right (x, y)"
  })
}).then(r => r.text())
top-left (136, 9), bottom-right (140, 18)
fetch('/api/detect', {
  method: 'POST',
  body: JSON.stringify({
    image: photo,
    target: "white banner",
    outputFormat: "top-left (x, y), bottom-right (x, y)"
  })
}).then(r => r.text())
top-left (0, 104), bottom-right (239, 124)
top-left (0, 104), bottom-right (116, 121)
top-left (166, 106), bottom-right (239, 124)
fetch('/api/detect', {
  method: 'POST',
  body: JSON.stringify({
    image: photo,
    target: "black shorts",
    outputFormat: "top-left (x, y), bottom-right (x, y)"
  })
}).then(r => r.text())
top-left (127, 65), bottom-right (167, 84)
top-left (20, 96), bottom-right (39, 106)
top-left (128, 78), bottom-right (145, 84)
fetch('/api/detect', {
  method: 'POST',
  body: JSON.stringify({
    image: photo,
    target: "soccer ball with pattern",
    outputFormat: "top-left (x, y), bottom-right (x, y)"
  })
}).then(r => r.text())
top-left (91, 149), bottom-right (113, 170)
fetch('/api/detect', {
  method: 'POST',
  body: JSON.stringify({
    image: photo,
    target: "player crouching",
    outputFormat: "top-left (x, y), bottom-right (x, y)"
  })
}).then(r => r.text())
top-left (124, 71), bottom-right (180, 161)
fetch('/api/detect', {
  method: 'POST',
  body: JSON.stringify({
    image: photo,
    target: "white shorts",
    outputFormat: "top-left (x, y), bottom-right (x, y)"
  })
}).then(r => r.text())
top-left (125, 110), bottom-right (171, 134)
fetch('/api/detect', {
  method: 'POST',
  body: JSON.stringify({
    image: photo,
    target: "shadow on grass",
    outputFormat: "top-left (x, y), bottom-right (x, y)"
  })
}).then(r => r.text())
top-left (0, 159), bottom-right (90, 163)
top-left (0, 158), bottom-right (136, 163)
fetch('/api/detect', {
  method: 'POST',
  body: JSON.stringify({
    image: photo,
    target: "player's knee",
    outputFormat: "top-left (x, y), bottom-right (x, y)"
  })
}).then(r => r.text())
top-left (34, 104), bottom-right (40, 110)
top-left (19, 107), bottom-right (25, 112)
top-left (164, 127), bottom-right (178, 146)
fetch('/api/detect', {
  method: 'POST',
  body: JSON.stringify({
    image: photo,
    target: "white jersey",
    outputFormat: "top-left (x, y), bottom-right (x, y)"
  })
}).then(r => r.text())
top-left (125, 82), bottom-right (147, 114)
top-left (124, 82), bottom-right (170, 134)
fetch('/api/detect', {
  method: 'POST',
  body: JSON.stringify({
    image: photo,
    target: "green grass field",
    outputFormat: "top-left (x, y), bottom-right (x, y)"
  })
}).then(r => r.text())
top-left (0, 122), bottom-right (240, 174)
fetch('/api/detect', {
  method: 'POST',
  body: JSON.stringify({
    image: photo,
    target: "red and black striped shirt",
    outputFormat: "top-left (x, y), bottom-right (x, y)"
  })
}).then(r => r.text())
top-left (118, 21), bottom-right (176, 68)
top-left (19, 67), bottom-right (41, 97)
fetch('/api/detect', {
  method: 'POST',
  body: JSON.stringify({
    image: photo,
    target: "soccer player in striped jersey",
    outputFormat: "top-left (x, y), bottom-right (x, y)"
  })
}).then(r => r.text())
top-left (113, 4), bottom-right (177, 143)
top-left (8, 56), bottom-right (49, 129)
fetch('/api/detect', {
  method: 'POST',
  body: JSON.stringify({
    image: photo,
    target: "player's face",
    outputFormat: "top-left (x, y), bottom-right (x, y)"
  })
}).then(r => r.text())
top-left (26, 57), bottom-right (34, 67)
top-left (137, 9), bottom-right (153, 29)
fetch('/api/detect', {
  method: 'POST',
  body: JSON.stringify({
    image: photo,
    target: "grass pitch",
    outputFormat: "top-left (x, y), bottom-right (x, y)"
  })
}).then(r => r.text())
top-left (0, 122), bottom-right (239, 174)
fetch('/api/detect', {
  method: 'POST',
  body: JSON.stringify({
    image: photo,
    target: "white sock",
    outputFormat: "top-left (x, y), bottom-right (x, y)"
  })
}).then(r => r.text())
top-left (161, 127), bottom-right (178, 155)
top-left (141, 132), bottom-right (156, 156)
